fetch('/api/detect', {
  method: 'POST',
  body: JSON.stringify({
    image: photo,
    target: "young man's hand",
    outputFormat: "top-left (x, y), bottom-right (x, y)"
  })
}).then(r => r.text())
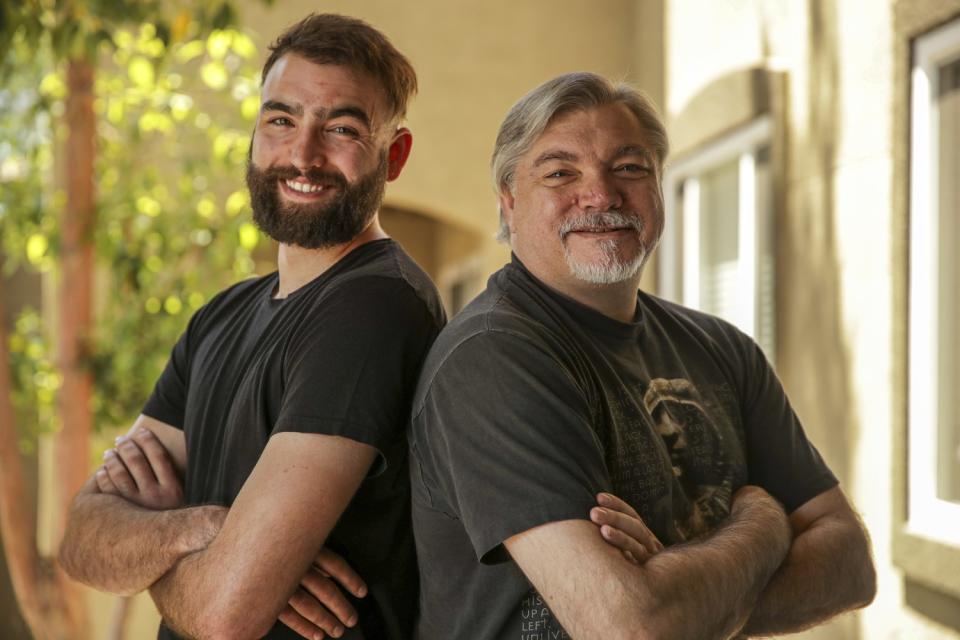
top-left (280, 547), bottom-right (369, 639)
top-left (97, 428), bottom-right (183, 509)
top-left (99, 428), bottom-right (368, 639)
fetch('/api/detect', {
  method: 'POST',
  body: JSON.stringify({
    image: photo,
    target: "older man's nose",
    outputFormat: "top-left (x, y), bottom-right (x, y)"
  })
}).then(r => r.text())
top-left (578, 172), bottom-right (623, 211)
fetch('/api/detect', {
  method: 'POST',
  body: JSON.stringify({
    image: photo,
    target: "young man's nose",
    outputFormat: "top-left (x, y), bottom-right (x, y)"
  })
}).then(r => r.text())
top-left (290, 129), bottom-right (329, 173)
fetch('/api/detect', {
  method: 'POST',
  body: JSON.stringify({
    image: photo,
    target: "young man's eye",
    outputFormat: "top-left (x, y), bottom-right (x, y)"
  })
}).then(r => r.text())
top-left (330, 125), bottom-right (360, 137)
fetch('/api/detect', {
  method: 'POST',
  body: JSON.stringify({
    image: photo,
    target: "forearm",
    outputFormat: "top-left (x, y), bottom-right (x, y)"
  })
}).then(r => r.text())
top-left (149, 548), bottom-right (253, 640)
top-left (740, 513), bottom-right (876, 636)
top-left (639, 489), bottom-right (792, 640)
top-left (59, 485), bottom-right (226, 595)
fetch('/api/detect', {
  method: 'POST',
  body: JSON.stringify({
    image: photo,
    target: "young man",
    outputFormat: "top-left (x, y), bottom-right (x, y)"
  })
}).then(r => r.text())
top-left (409, 72), bottom-right (875, 639)
top-left (59, 14), bottom-right (444, 640)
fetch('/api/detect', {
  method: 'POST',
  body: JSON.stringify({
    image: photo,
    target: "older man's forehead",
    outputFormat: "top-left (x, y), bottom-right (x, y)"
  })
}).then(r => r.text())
top-left (529, 143), bottom-right (655, 167)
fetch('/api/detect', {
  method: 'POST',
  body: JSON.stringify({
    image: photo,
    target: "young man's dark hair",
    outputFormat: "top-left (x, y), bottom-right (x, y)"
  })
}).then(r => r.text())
top-left (262, 13), bottom-right (418, 122)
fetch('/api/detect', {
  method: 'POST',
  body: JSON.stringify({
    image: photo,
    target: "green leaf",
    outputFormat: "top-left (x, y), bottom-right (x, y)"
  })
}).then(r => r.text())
top-left (127, 56), bottom-right (154, 89)
top-left (206, 29), bottom-right (231, 60)
top-left (238, 222), bottom-right (259, 250)
top-left (200, 61), bottom-right (227, 90)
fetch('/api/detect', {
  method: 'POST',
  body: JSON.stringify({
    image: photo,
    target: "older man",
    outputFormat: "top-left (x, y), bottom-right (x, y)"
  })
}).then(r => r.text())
top-left (59, 14), bottom-right (444, 640)
top-left (409, 72), bottom-right (875, 639)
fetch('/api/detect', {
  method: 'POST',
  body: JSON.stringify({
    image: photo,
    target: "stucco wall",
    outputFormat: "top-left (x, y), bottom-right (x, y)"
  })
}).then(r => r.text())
top-left (665, 0), bottom-right (960, 638)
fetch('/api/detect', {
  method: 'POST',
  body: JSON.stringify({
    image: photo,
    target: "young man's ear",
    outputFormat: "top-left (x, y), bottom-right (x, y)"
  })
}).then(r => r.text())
top-left (386, 128), bottom-right (413, 181)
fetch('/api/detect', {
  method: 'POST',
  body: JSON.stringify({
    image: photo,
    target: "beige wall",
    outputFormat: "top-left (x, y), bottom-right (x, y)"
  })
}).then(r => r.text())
top-left (665, 0), bottom-right (960, 638)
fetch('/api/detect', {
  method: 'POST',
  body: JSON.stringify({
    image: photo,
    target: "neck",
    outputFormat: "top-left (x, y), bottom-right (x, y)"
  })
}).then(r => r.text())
top-left (275, 217), bottom-right (388, 298)
top-left (554, 278), bottom-right (640, 323)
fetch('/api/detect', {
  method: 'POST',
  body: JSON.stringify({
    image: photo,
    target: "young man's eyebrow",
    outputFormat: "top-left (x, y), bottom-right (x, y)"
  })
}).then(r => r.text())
top-left (261, 100), bottom-right (302, 116)
top-left (262, 101), bottom-right (372, 129)
top-left (532, 150), bottom-right (579, 167)
top-left (323, 106), bottom-right (372, 128)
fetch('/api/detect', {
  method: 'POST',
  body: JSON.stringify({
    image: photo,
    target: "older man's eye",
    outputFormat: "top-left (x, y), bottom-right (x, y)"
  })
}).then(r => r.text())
top-left (616, 164), bottom-right (651, 176)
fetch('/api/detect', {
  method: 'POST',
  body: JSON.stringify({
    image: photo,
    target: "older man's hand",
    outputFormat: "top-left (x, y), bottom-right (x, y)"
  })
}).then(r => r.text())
top-left (589, 492), bottom-right (664, 564)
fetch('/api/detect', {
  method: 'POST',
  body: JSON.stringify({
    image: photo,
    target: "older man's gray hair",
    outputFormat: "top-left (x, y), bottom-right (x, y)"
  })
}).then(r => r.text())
top-left (490, 71), bottom-right (669, 243)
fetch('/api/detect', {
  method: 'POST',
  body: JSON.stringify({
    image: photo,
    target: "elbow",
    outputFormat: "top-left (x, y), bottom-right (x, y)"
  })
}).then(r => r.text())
top-left (851, 557), bottom-right (878, 610)
top-left (198, 592), bottom-right (278, 640)
top-left (845, 527), bottom-right (878, 611)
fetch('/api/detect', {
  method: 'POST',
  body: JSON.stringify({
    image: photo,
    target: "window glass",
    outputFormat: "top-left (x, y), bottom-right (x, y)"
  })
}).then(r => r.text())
top-left (937, 54), bottom-right (960, 504)
top-left (698, 158), bottom-right (740, 324)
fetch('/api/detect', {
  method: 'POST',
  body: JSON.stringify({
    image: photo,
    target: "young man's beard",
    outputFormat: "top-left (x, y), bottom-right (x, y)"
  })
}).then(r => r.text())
top-left (246, 153), bottom-right (388, 249)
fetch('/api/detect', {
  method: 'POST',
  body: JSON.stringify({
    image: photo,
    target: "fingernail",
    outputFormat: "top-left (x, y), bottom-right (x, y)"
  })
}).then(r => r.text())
top-left (598, 493), bottom-right (612, 504)
top-left (102, 449), bottom-right (115, 460)
top-left (346, 613), bottom-right (358, 626)
top-left (96, 468), bottom-right (106, 478)
top-left (590, 507), bottom-right (605, 522)
top-left (356, 585), bottom-right (367, 598)
top-left (601, 524), bottom-right (613, 538)
top-left (332, 625), bottom-right (344, 637)
top-left (114, 436), bottom-right (126, 445)
top-left (134, 429), bottom-right (152, 440)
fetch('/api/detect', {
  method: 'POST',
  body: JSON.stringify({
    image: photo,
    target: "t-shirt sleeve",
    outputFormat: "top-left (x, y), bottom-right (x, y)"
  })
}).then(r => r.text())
top-left (736, 334), bottom-right (838, 512)
top-left (412, 329), bottom-right (610, 565)
top-left (274, 277), bottom-right (439, 464)
top-left (142, 323), bottom-right (193, 430)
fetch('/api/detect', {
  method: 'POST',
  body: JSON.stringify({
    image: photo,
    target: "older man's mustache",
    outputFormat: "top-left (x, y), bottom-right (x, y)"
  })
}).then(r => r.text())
top-left (559, 212), bottom-right (644, 238)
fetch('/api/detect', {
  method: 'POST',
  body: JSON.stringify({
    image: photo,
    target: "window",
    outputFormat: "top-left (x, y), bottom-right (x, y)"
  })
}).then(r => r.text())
top-left (659, 117), bottom-right (776, 359)
top-left (908, 16), bottom-right (960, 544)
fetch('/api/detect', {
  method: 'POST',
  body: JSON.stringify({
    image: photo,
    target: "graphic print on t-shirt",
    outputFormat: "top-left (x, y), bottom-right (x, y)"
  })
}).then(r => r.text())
top-left (603, 377), bottom-right (740, 545)
top-left (642, 378), bottom-right (736, 541)
top-left (518, 590), bottom-right (570, 640)
top-left (512, 379), bottom-right (742, 638)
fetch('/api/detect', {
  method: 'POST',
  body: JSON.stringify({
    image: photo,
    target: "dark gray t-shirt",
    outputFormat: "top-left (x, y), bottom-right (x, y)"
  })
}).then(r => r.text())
top-left (408, 256), bottom-right (836, 639)
top-left (144, 239), bottom-right (445, 640)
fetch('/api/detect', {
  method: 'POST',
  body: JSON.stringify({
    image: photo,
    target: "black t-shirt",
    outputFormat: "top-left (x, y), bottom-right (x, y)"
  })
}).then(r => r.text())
top-left (144, 239), bottom-right (445, 640)
top-left (408, 255), bottom-right (837, 639)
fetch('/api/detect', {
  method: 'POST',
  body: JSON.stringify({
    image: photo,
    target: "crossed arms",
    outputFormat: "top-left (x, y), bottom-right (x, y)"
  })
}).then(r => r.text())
top-left (59, 414), bottom-right (374, 640)
top-left (508, 484), bottom-right (876, 640)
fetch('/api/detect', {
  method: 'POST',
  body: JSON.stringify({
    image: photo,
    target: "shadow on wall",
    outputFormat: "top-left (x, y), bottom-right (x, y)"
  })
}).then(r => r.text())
top-left (776, 3), bottom-right (857, 636)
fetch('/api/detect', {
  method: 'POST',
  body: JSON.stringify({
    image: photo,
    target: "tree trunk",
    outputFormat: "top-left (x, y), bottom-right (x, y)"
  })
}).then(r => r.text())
top-left (51, 56), bottom-right (98, 640)
top-left (0, 285), bottom-right (75, 639)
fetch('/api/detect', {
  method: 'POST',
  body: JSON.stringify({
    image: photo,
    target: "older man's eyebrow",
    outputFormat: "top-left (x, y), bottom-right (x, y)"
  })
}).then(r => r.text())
top-left (614, 145), bottom-right (653, 161)
top-left (532, 150), bottom-right (579, 167)
top-left (262, 100), bottom-right (302, 116)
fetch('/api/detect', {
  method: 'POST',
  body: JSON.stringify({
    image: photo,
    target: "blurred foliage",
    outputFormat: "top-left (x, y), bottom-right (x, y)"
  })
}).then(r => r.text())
top-left (1, 1), bottom-right (274, 436)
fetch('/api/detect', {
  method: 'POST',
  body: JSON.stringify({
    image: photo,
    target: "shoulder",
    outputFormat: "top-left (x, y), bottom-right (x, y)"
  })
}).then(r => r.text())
top-left (316, 240), bottom-right (445, 330)
top-left (640, 291), bottom-right (759, 360)
top-left (185, 273), bottom-right (276, 335)
top-left (412, 277), bottom-right (571, 410)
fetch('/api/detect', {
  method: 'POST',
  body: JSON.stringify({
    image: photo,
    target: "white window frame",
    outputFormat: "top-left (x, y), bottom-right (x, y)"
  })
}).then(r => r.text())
top-left (907, 16), bottom-right (960, 546)
top-left (660, 116), bottom-right (773, 354)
